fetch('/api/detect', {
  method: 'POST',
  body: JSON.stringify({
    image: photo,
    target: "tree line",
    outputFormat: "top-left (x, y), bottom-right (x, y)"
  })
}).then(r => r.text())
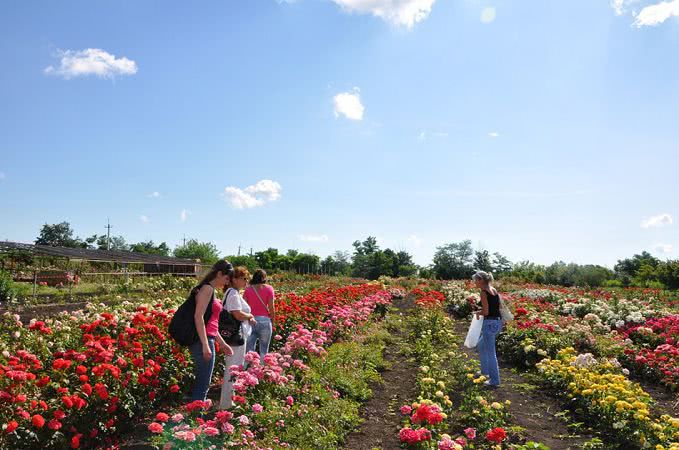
top-left (29, 222), bottom-right (678, 289)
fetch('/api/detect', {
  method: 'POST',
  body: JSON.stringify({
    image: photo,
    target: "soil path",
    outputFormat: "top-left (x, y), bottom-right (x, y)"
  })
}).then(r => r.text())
top-left (451, 320), bottom-right (596, 450)
top-left (343, 295), bottom-right (418, 450)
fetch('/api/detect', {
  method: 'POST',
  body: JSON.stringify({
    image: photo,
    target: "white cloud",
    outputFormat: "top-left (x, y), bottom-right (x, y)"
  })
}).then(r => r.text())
top-left (44, 48), bottom-right (138, 80)
top-left (331, 0), bottom-right (437, 29)
top-left (488, 132), bottom-right (499, 138)
top-left (407, 234), bottom-right (422, 247)
top-left (654, 243), bottom-right (673, 253)
top-left (223, 179), bottom-right (282, 209)
top-left (180, 209), bottom-right (189, 222)
top-left (147, 191), bottom-right (161, 199)
top-left (418, 131), bottom-right (448, 141)
top-left (140, 215), bottom-right (150, 224)
top-left (480, 7), bottom-right (496, 24)
top-left (299, 234), bottom-right (329, 242)
top-left (418, 131), bottom-right (426, 141)
top-left (634, 0), bottom-right (679, 27)
top-left (641, 213), bottom-right (673, 228)
top-left (333, 89), bottom-right (364, 121)
top-left (611, 0), bottom-right (626, 15)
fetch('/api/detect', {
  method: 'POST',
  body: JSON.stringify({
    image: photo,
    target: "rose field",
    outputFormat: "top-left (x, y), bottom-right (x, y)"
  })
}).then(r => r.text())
top-left (1, 276), bottom-right (678, 449)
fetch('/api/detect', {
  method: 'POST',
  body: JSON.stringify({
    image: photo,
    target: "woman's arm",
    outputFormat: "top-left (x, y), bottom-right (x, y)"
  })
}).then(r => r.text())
top-left (231, 310), bottom-right (254, 321)
top-left (194, 286), bottom-right (213, 361)
top-left (214, 333), bottom-right (233, 356)
top-left (480, 290), bottom-right (489, 317)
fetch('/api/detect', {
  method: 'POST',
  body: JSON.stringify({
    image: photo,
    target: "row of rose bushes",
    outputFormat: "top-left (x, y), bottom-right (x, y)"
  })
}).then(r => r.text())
top-left (147, 290), bottom-right (394, 449)
top-left (397, 305), bottom-right (526, 449)
top-left (442, 281), bottom-right (679, 390)
top-left (537, 348), bottom-right (678, 449)
top-left (0, 282), bottom-right (384, 449)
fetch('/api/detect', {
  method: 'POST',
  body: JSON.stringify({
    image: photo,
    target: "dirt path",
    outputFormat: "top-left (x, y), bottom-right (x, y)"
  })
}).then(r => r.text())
top-left (343, 295), bottom-right (418, 450)
top-left (451, 320), bottom-right (596, 450)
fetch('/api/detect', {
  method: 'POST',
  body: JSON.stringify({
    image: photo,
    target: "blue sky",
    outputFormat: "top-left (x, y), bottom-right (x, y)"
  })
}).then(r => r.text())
top-left (1, 0), bottom-right (678, 267)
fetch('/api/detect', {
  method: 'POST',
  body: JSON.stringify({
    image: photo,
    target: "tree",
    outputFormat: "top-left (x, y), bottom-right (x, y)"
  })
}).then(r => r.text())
top-left (174, 239), bottom-right (220, 264)
top-left (432, 240), bottom-right (475, 280)
top-left (507, 261), bottom-right (546, 283)
top-left (332, 251), bottom-right (352, 275)
top-left (491, 252), bottom-right (512, 274)
top-left (473, 250), bottom-right (493, 273)
top-left (35, 222), bottom-right (85, 248)
top-left (291, 253), bottom-right (320, 274)
top-left (86, 234), bottom-right (129, 251)
top-left (614, 251), bottom-right (660, 286)
top-left (657, 260), bottom-right (679, 290)
top-left (129, 240), bottom-right (170, 256)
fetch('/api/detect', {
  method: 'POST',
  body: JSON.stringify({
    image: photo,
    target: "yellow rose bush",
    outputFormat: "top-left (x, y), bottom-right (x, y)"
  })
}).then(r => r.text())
top-left (537, 348), bottom-right (678, 448)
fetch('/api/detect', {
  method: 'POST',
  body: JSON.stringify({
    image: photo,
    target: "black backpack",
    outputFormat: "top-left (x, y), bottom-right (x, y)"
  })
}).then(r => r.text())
top-left (169, 283), bottom-right (215, 347)
top-left (219, 288), bottom-right (245, 346)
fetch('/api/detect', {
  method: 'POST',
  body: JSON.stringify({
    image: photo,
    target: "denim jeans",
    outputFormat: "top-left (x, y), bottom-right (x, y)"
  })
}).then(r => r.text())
top-left (246, 316), bottom-right (272, 360)
top-left (477, 319), bottom-right (502, 386)
top-left (189, 337), bottom-right (215, 401)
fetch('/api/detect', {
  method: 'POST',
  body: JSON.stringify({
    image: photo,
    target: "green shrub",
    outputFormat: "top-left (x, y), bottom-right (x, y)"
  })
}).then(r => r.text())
top-left (0, 270), bottom-right (16, 303)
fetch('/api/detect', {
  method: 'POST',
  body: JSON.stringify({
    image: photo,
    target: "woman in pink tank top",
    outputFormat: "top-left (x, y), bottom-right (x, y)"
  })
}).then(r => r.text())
top-left (189, 260), bottom-right (234, 402)
top-left (243, 269), bottom-right (276, 360)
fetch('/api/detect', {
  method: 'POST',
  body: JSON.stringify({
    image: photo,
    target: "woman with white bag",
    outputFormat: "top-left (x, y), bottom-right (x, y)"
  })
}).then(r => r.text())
top-left (472, 271), bottom-right (504, 388)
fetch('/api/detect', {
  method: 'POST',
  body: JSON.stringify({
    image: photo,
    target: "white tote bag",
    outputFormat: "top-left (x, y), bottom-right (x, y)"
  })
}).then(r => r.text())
top-left (464, 315), bottom-right (484, 349)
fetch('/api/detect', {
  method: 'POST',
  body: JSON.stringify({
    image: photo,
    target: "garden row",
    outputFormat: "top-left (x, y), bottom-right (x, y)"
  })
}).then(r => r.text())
top-left (442, 281), bottom-right (679, 449)
top-left (0, 278), bottom-right (387, 449)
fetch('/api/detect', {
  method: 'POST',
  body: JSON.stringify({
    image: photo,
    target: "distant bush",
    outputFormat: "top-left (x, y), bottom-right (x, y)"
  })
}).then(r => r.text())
top-left (0, 270), bottom-right (17, 303)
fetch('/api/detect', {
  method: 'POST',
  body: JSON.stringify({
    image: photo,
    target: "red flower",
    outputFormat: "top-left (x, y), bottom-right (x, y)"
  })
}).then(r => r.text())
top-left (155, 412), bottom-right (169, 423)
top-left (169, 384), bottom-right (180, 393)
top-left (486, 427), bottom-right (507, 443)
top-left (148, 422), bottom-right (164, 433)
top-left (71, 434), bottom-right (82, 448)
top-left (81, 384), bottom-right (93, 396)
top-left (48, 419), bottom-right (62, 430)
top-left (54, 410), bottom-right (66, 420)
top-left (5, 420), bottom-right (19, 433)
top-left (32, 414), bottom-right (46, 429)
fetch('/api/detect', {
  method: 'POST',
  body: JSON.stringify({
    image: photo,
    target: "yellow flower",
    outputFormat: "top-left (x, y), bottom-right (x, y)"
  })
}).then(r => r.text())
top-left (491, 402), bottom-right (503, 410)
top-left (435, 391), bottom-right (444, 398)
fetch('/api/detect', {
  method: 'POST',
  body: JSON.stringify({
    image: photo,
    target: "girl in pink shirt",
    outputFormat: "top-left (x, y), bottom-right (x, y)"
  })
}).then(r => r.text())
top-left (243, 269), bottom-right (276, 359)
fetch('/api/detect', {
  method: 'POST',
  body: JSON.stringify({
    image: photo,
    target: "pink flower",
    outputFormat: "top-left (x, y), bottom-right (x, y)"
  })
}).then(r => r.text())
top-left (252, 403), bottom-right (264, 413)
top-left (400, 405), bottom-right (412, 415)
top-left (174, 430), bottom-right (196, 442)
top-left (238, 415), bottom-right (250, 426)
top-left (464, 427), bottom-right (476, 440)
top-left (221, 422), bottom-right (235, 434)
top-left (203, 426), bottom-right (219, 436)
top-left (286, 396), bottom-right (294, 406)
top-left (274, 334), bottom-right (283, 341)
top-left (171, 413), bottom-right (184, 423)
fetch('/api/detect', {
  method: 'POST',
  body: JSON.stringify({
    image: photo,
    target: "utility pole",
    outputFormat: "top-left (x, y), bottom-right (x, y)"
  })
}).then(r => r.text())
top-left (183, 234), bottom-right (187, 246)
top-left (237, 244), bottom-right (241, 256)
top-left (250, 247), bottom-right (253, 257)
top-left (105, 218), bottom-right (113, 250)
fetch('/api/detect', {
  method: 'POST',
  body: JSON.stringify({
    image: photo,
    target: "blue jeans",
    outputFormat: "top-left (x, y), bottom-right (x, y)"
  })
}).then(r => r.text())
top-left (189, 337), bottom-right (215, 401)
top-left (478, 319), bottom-right (502, 386)
top-left (246, 316), bottom-right (272, 360)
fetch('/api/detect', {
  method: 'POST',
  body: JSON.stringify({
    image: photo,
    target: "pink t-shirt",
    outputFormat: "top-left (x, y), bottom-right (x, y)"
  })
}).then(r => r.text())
top-left (205, 297), bottom-right (222, 337)
top-left (243, 284), bottom-right (275, 317)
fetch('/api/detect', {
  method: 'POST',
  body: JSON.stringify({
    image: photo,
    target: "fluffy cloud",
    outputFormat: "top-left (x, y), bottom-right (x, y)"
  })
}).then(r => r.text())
top-left (147, 191), bottom-right (161, 199)
top-left (654, 243), bottom-right (673, 253)
top-left (299, 234), bottom-right (329, 242)
top-left (331, 0), bottom-right (436, 28)
top-left (641, 213), bottom-right (673, 228)
top-left (180, 209), bottom-right (189, 222)
top-left (488, 131), bottom-right (499, 138)
top-left (611, 0), bottom-right (626, 15)
top-left (223, 180), bottom-right (282, 209)
top-left (480, 7), bottom-right (496, 24)
top-left (45, 48), bottom-right (138, 79)
top-left (634, 0), bottom-right (679, 27)
top-left (140, 215), bottom-right (150, 224)
top-left (334, 89), bottom-right (364, 121)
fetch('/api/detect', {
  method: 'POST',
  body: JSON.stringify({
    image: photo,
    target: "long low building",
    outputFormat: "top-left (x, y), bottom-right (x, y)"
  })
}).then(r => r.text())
top-left (0, 241), bottom-right (202, 275)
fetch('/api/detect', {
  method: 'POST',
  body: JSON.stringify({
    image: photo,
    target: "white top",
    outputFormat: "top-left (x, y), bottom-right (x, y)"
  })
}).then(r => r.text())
top-left (224, 288), bottom-right (252, 340)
